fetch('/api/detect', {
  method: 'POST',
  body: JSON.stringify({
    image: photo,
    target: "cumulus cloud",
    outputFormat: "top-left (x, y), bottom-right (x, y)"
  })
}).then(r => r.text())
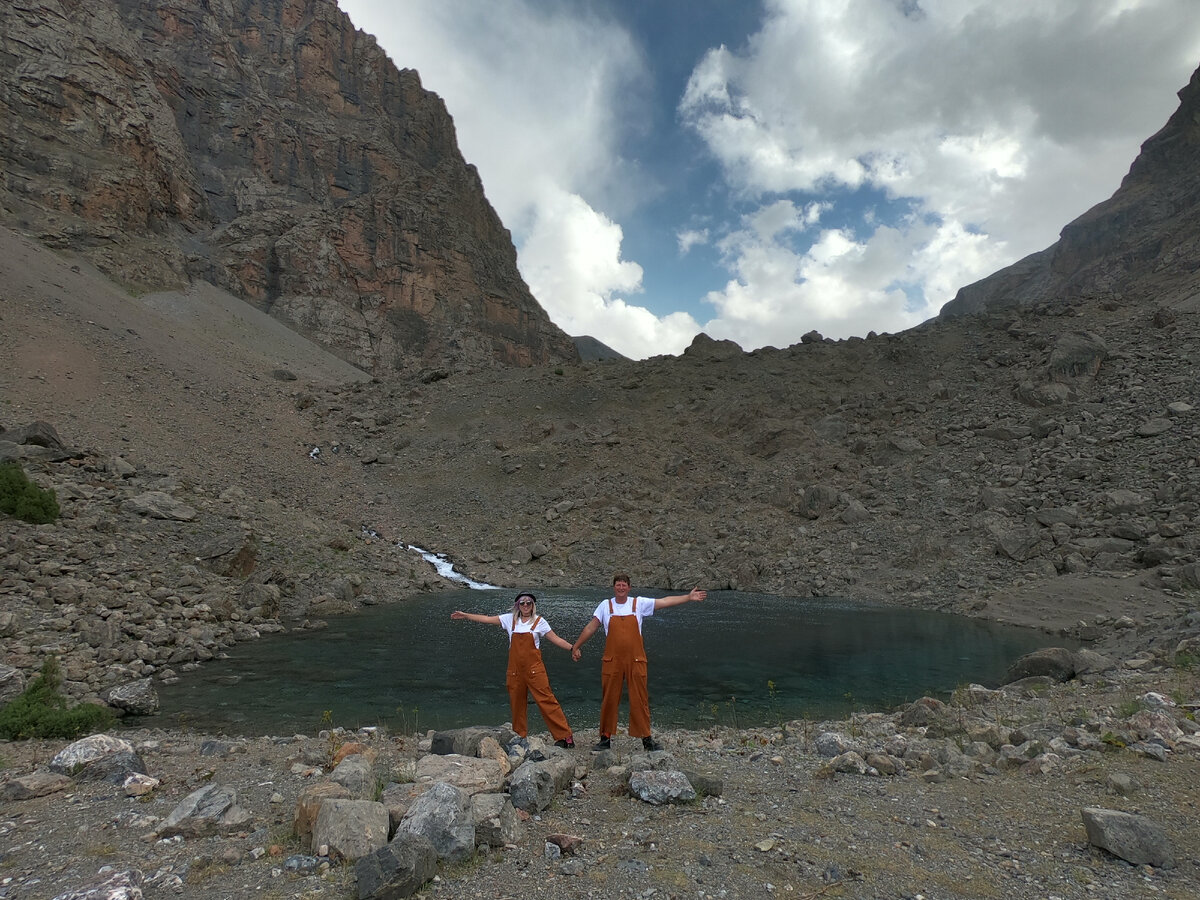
top-left (520, 186), bottom-right (700, 358)
top-left (676, 228), bottom-right (709, 255)
top-left (682, 0), bottom-right (1200, 346)
top-left (339, 0), bottom-right (685, 354)
top-left (342, 0), bottom-right (1200, 358)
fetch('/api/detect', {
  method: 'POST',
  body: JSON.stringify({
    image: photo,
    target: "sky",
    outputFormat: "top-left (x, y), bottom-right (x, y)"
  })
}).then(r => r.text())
top-left (338, 0), bottom-right (1200, 360)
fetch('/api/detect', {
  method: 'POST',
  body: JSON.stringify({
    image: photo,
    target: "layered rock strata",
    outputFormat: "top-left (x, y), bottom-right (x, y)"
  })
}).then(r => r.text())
top-left (0, 0), bottom-right (577, 372)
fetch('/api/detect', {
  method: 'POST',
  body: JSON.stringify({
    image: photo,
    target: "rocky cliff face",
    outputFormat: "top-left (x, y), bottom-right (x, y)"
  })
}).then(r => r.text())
top-left (940, 64), bottom-right (1200, 318)
top-left (0, 0), bottom-right (577, 373)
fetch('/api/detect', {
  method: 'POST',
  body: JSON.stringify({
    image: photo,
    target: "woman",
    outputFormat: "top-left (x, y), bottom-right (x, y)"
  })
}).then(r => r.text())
top-left (451, 592), bottom-right (576, 748)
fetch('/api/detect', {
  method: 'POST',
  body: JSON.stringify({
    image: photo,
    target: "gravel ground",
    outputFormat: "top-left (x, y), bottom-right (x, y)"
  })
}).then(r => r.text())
top-left (1, 658), bottom-right (1197, 900)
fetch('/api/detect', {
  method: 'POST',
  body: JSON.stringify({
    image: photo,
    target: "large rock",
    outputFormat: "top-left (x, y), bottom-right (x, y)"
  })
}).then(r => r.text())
top-left (295, 782), bottom-right (353, 850)
top-left (509, 754), bottom-right (575, 814)
top-left (0, 664), bottom-right (25, 703)
top-left (120, 491), bottom-right (197, 521)
top-left (194, 531), bottom-right (258, 578)
top-left (429, 726), bottom-right (514, 757)
top-left (156, 784), bottom-right (252, 837)
top-left (1004, 648), bottom-right (1076, 684)
top-left (311, 799), bottom-right (390, 862)
top-left (470, 792), bottom-right (520, 848)
top-left (49, 735), bottom-right (147, 784)
top-left (354, 832), bottom-right (438, 900)
top-left (48, 869), bottom-right (142, 900)
top-left (629, 770), bottom-right (697, 805)
top-left (102, 679), bottom-right (159, 716)
top-left (1, 771), bottom-right (75, 801)
top-left (1081, 807), bottom-right (1175, 868)
top-left (414, 753), bottom-right (505, 796)
top-left (0, 421), bottom-right (66, 450)
top-left (394, 782), bottom-right (474, 864)
top-left (330, 754), bottom-right (376, 796)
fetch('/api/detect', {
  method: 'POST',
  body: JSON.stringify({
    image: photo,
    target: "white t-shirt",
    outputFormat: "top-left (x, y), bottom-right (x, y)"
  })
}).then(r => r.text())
top-left (591, 597), bottom-right (656, 635)
top-left (499, 613), bottom-right (553, 648)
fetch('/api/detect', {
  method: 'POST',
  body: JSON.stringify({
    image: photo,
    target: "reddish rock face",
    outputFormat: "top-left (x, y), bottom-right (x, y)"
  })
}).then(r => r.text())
top-left (0, 0), bottom-right (578, 373)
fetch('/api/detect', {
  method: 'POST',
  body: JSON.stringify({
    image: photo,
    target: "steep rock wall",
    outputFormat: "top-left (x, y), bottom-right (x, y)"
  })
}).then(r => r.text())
top-left (0, 0), bottom-right (577, 371)
top-left (940, 63), bottom-right (1200, 318)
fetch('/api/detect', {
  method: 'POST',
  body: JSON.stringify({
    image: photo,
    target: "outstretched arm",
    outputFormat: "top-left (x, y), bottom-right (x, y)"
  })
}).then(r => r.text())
top-left (450, 611), bottom-right (503, 626)
top-left (653, 587), bottom-right (706, 611)
top-left (571, 617), bottom-right (602, 661)
top-left (544, 630), bottom-right (573, 652)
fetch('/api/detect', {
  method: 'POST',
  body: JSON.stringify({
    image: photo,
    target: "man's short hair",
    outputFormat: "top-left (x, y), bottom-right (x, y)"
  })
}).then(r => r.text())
top-left (612, 572), bottom-right (630, 585)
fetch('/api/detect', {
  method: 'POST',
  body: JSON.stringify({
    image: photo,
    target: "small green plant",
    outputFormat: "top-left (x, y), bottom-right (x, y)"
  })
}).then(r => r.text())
top-left (1173, 651), bottom-right (1198, 671)
top-left (184, 856), bottom-right (232, 886)
top-left (1101, 731), bottom-right (1126, 749)
top-left (1117, 697), bottom-right (1143, 718)
top-left (84, 842), bottom-right (120, 858)
top-left (766, 680), bottom-right (788, 739)
top-left (319, 709), bottom-right (344, 767)
top-left (393, 704), bottom-right (420, 738)
top-left (0, 657), bottom-right (114, 739)
top-left (390, 759), bottom-right (417, 785)
top-left (0, 463), bottom-right (60, 525)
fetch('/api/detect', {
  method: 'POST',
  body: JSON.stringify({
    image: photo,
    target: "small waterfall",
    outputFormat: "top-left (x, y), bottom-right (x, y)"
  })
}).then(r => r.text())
top-left (361, 527), bottom-right (500, 590)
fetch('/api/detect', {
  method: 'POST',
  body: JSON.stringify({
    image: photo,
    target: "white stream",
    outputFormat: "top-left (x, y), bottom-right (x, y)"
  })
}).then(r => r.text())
top-left (361, 527), bottom-right (499, 590)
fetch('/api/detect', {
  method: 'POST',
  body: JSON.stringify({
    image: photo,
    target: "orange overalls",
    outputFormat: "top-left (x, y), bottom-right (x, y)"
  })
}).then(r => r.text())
top-left (599, 600), bottom-right (652, 738)
top-left (506, 616), bottom-right (572, 741)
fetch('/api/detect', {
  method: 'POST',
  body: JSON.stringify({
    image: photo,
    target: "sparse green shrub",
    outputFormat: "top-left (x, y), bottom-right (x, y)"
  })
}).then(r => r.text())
top-left (1101, 731), bottom-right (1126, 749)
top-left (766, 680), bottom-right (788, 739)
top-left (1117, 697), bottom-right (1143, 717)
top-left (0, 657), bottom-right (114, 739)
top-left (393, 704), bottom-right (421, 738)
top-left (0, 462), bottom-right (60, 525)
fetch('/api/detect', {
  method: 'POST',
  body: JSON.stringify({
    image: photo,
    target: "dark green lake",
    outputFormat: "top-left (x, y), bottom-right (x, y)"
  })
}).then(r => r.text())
top-left (137, 589), bottom-right (1057, 736)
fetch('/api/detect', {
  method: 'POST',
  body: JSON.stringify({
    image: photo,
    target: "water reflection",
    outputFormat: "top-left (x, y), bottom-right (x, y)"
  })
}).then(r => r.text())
top-left (138, 589), bottom-right (1059, 736)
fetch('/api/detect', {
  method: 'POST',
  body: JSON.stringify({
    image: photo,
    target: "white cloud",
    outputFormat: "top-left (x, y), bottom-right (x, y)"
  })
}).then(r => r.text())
top-left (342, 0), bottom-right (642, 222)
top-left (339, 0), bottom-right (692, 357)
top-left (677, 228), bottom-right (709, 255)
top-left (520, 186), bottom-right (700, 358)
top-left (341, 0), bottom-right (1200, 359)
top-left (682, 0), bottom-right (1200, 345)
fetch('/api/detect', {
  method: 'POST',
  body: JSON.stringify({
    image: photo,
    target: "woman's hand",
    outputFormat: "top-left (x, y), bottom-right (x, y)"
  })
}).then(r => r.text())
top-left (451, 610), bottom-right (468, 620)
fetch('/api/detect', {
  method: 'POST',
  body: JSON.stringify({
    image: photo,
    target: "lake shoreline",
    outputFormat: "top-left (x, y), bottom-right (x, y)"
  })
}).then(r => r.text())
top-left (3, 638), bottom-right (1198, 899)
top-left (136, 587), bottom-right (1066, 739)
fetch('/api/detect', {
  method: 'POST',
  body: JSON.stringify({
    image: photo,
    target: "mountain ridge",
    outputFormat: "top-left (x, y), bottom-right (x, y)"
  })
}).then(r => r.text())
top-left (0, 0), bottom-right (577, 374)
top-left (940, 64), bottom-right (1200, 319)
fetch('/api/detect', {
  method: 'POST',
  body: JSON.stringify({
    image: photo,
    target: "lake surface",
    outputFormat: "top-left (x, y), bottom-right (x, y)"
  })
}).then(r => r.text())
top-left (136, 589), bottom-right (1058, 736)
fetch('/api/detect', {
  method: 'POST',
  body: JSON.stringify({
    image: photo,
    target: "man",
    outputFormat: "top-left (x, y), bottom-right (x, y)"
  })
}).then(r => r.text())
top-left (571, 573), bottom-right (706, 751)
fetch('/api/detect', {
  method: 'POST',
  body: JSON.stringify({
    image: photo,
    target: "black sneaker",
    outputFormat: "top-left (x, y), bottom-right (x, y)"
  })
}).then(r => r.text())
top-left (591, 736), bottom-right (611, 751)
top-left (642, 736), bottom-right (662, 752)
top-left (554, 738), bottom-right (575, 749)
